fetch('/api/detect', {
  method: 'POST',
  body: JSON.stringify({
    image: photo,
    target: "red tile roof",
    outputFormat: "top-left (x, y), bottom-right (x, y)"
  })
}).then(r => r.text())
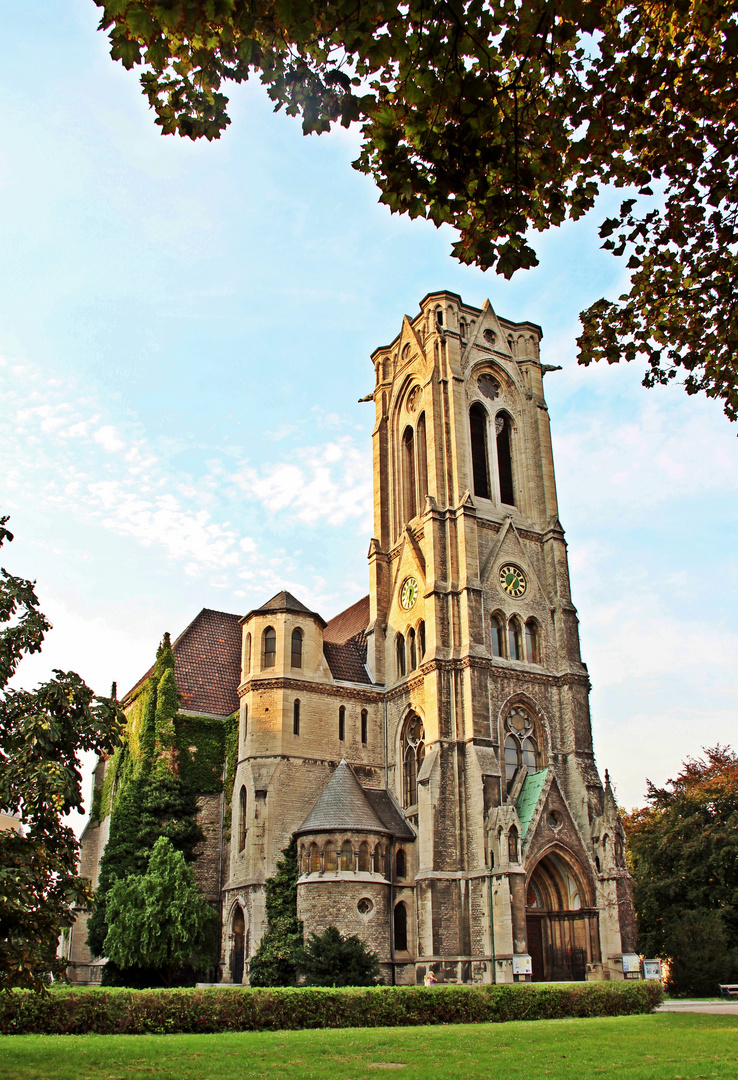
top-left (323, 639), bottom-right (372, 685)
top-left (323, 595), bottom-right (370, 645)
top-left (123, 608), bottom-right (242, 717)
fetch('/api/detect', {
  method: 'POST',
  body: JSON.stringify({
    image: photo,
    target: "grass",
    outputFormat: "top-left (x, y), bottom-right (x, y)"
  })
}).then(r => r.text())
top-left (1, 1013), bottom-right (737, 1080)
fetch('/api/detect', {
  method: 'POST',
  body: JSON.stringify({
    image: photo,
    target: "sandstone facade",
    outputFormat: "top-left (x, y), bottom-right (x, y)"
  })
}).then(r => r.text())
top-left (74, 291), bottom-right (634, 986)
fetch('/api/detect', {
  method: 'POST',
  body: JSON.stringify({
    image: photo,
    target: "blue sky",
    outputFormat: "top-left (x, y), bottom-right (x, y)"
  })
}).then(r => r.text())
top-left (2, 2), bottom-right (736, 826)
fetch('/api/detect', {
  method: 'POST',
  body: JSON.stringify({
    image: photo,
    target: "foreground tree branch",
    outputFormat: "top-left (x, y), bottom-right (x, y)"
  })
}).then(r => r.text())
top-left (95, 1), bottom-right (738, 419)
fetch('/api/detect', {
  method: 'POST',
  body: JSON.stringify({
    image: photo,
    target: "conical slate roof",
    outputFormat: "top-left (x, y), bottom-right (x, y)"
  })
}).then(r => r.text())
top-left (295, 760), bottom-right (389, 836)
top-left (259, 590), bottom-right (313, 613)
top-left (243, 590), bottom-right (326, 626)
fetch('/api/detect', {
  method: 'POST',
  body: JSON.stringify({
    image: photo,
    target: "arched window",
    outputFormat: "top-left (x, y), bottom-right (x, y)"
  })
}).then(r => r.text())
top-left (469, 403), bottom-right (490, 499)
top-left (460, 318), bottom-right (467, 340)
top-left (238, 786), bottom-right (247, 852)
top-left (396, 633), bottom-right (406, 678)
top-left (496, 413), bottom-right (515, 505)
top-left (507, 334), bottom-right (514, 355)
top-left (417, 412), bottom-right (428, 503)
top-left (244, 633), bottom-right (251, 674)
top-left (491, 615), bottom-right (503, 657)
top-left (340, 839), bottom-right (354, 872)
top-left (402, 712), bottom-right (426, 808)
top-left (293, 699), bottom-right (300, 737)
top-left (324, 841), bottom-right (337, 872)
top-left (396, 848), bottom-right (407, 879)
top-left (508, 618), bottom-right (522, 661)
top-left (435, 306), bottom-right (443, 327)
top-left (291, 627), bottom-right (303, 668)
top-left (262, 626), bottom-right (276, 668)
top-left (402, 425), bottom-right (417, 522)
top-left (394, 901), bottom-right (408, 951)
top-left (358, 841), bottom-right (371, 872)
top-left (408, 627), bottom-right (417, 671)
top-left (504, 708), bottom-right (540, 791)
top-left (508, 825), bottom-right (519, 863)
top-left (373, 843), bottom-right (385, 876)
top-left (309, 842), bottom-right (320, 873)
top-left (361, 709), bottom-right (368, 745)
top-left (418, 621), bottom-right (426, 660)
top-left (338, 705), bottom-right (345, 742)
top-left (525, 620), bottom-right (539, 664)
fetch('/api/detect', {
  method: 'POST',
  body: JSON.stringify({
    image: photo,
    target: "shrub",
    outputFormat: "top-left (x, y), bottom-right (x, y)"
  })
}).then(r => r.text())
top-left (0, 981), bottom-right (662, 1036)
top-left (298, 927), bottom-right (380, 987)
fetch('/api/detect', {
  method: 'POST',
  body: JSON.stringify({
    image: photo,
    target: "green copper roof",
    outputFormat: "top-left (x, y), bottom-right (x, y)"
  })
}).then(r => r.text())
top-left (516, 769), bottom-right (549, 839)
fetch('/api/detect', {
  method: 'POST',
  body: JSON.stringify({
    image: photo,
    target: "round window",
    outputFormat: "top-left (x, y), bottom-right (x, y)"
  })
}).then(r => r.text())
top-left (357, 897), bottom-right (374, 916)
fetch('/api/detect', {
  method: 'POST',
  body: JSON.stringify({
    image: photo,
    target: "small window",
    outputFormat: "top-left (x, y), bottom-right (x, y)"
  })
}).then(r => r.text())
top-left (460, 318), bottom-right (467, 339)
top-left (394, 901), bottom-right (408, 951)
top-left (244, 633), bottom-right (252, 673)
top-left (508, 825), bottom-right (519, 863)
top-left (291, 627), bottom-right (303, 668)
top-left (373, 843), bottom-right (385, 876)
top-left (396, 633), bottom-right (406, 678)
top-left (262, 626), bottom-right (276, 669)
top-left (358, 841), bottom-right (371, 872)
top-left (505, 734), bottom-right (519, 790)
top-left (361, 709), bottom-right (368, 745)
top-left (324, 841), bottom-right (337, 872)
top-left (418, 621), bottom-right (426, 660)
top-left (525, 620), bottom-right (539, 664)
top-left (338, 705), bottom-right (345, 742)
top-left (396, 848), bottom-right (406, 879)
top-left (293, 699), bottom-right (300, 737)
top-left (491, 616), bottom-right (503, 657)
top-left (340, 839), bottom-right (354, 872)
top-left (508, 619), bottom-right (522, 661)
top-left (435, 306), bottom-right (443, 327)
top-left (243, 703), bottom-right (248, 740)
top-left (408, 627), bottom-right (417, 671)
top-left (309, 842), bottom-right (320, 873)
top-left (238, 786), bottom-right (247, 852)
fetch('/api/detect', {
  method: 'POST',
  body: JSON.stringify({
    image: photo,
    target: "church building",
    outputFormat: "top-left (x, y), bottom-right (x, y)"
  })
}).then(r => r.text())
top-left (71, 290), bottom-right (635, 986)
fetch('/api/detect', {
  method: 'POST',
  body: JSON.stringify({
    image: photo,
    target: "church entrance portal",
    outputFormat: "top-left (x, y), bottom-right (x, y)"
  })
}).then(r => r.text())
top-left (231, 908), bottom-right (245, 985)
top-left (525, 851), bottom-right (599, 982)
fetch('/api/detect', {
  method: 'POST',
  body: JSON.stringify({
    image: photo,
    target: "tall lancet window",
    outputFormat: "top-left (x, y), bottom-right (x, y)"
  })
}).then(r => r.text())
top-left (469, 403), bottom-right (490, 499)
top-left (417, 412), bottom-right (428, 504)
top-left (402, 425), bottom-right (417, 522)
top-left (401, 711), bottom-right (425, 808)
top-left (496, 412), bottom-right (515, 505)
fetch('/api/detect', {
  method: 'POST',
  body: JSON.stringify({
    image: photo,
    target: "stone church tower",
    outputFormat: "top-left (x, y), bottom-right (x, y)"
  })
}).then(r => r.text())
top-left (221, 290), bottom-right (634, 985)
top-left (71, 290), bottom-right (634, 987)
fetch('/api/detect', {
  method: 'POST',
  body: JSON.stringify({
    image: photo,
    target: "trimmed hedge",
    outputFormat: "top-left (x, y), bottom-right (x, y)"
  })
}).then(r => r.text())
top-left (0, 981), bottom-right (662, 1036)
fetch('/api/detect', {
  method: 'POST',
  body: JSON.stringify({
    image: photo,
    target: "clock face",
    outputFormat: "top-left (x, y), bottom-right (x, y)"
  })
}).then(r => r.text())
top-left (400, 577), bottom-right (419, 610)
top-left (499, 564), bottom-right (527, 598)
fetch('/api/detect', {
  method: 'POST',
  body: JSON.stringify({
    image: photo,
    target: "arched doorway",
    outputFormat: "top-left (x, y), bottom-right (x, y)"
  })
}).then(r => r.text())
top-left (231, 907), bottom-right (245, 985)
top-left (525, 849), bottom-right (599, 981)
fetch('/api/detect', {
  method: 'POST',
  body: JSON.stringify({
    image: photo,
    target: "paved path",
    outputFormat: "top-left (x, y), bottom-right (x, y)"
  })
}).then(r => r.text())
top-left (657, 1001), bottom-right (738, 1015)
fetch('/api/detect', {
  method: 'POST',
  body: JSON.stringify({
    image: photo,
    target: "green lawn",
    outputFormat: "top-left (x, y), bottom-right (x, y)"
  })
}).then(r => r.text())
top-left (2, 1014), bottom-right (736, 1080)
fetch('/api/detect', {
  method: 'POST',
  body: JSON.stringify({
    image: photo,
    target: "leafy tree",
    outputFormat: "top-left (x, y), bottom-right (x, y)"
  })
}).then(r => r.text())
top-left (0, 516), bottom-right (122, 990)
top-left (96, 1), bottom-right (738, 420)
top-left (298, 925), bottom-right (380, 987)
top-left (103, 835), bottom-right (218, 985)
top-left (624, 745), bottom-right (738, 997)
top-left (249, 838), bottom-right (303, 987)
top-left (86, 634), bottom-right (204, 965)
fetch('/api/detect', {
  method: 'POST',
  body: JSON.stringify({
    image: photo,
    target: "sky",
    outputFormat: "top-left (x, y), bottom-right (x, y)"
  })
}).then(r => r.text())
top-left (1, 2), bottom-right (736, 831)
